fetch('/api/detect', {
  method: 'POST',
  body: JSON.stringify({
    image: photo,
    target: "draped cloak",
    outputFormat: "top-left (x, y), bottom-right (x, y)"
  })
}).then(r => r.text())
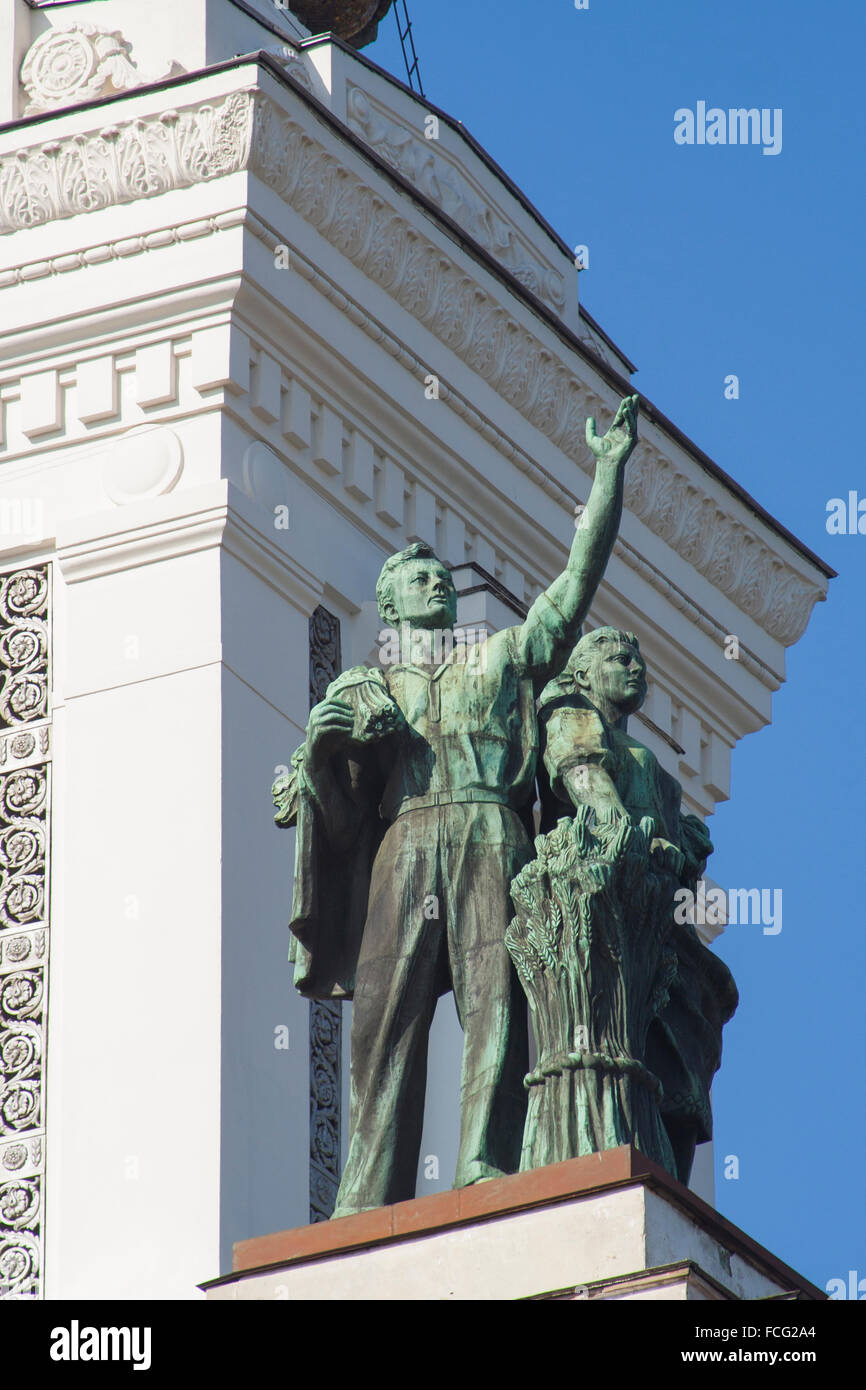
top-left (272, 668), bottom-right (395, 1000)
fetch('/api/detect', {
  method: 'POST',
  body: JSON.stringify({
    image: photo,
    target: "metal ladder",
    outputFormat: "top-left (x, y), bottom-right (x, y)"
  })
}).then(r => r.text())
top-left (393, 0), bottom-right (424, 96)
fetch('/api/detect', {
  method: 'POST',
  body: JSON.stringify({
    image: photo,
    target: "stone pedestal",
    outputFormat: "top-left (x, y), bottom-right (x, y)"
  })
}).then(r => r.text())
top-left (202, 1147), bottom-right (824, 1302)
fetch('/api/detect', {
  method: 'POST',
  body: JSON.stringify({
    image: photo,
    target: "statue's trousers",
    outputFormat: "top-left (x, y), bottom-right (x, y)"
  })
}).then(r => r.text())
top-left (333, 799), bottom-right (530, 1215)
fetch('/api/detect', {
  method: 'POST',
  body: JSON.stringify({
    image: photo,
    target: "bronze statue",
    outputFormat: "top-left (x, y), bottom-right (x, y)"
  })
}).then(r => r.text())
top-left (507, 627), bottom-right (737, 1181)
top-left (274, 397), bottom-right (640, 1214)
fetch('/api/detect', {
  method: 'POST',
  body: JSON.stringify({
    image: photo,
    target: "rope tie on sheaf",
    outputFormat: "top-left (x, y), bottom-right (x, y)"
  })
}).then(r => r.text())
top-left (525, 1050), bottom-right (664, 1099)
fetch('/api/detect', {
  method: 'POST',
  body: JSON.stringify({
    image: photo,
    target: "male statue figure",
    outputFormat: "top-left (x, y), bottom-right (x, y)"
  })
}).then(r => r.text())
top-left (278, 396), bottom-right (639, 1216)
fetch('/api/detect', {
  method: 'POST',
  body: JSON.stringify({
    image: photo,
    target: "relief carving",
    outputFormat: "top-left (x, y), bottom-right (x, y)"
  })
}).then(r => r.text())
top-left (307, 606), bottom-right (343, 1223)
top-left (20, 23), bottom-right (181, 116)
top-left (0, 567), bottom-right (50, 1300)
top-left (346, 85), bottom-right (568, 316)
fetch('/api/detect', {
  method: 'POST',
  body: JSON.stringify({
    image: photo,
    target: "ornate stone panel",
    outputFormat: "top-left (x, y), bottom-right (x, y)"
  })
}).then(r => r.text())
top-left (0, 565), bottom-right (50, 1300)
top-left (0, 90), bottom-right (254, 235)
top-left (307, 605), bottom-right (342, 1223)
top-left (0, 569), bottom-right (49, 730)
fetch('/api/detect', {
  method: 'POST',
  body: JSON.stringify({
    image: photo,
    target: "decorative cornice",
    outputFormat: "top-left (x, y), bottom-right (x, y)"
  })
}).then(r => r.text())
top-left (244, 213), bottom-right (818, 657)
top-left (345, 83), bottom-right (568, 317)
top-left (0, 81), bottom-right (827, 645)
top-left (0, 89), bottom-right (254, 236)
top-left (245, 92), bottom-right (828, 646)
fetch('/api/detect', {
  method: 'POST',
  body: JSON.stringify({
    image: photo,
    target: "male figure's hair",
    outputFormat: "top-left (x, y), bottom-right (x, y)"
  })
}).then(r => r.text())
top-left (376, 542), bottom-right (447, 624)
top-left (568, 626), bottom-right (642, 679)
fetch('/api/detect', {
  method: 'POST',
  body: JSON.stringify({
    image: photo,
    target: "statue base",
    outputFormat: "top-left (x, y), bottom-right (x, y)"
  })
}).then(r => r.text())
top-left (200, 1148), bottom-right (823, 1302)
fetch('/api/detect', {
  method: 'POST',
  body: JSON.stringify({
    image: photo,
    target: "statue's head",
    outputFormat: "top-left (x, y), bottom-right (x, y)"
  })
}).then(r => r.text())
top-left (567, 627), bottom-right (647, 720)
top-left (376, 543), bottom-right (458, 631)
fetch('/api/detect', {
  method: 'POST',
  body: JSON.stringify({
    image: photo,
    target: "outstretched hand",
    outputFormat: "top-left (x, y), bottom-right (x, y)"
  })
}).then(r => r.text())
top-left (586, 394), bottom-right (639, 468)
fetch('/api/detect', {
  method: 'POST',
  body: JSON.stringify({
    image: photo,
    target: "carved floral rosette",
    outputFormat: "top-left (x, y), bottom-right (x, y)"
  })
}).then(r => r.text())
top-left (0, 936), bottom-right (45, 1298)
top-left (506, 807), bottom-right (679, 1177)
top-left (0, 569), bottom-right (48, 730)
top-left (308, 999), bottom-right (341, 1222)
top-left (0, 566), bottom-right (50, 1299)
top-left (0, 1131), bottom-right (42, 1299)
top-left (19, 23), bottom-right (180, 116)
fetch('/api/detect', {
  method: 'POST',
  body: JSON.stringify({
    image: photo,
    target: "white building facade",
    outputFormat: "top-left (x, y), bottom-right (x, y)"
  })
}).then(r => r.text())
top-left (0, 0), bottom-right (831, 1299)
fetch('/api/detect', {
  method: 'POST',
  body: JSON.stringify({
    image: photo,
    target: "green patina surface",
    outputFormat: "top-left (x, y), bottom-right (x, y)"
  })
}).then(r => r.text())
top-left (510, 629), bottom-right (737, 1181)
top-left (271, 398), bottom-right (734, 1209)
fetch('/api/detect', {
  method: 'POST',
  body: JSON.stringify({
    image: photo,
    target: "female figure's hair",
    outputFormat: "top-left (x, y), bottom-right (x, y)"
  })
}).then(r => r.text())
top-left (568, 626), bottom-right (641, 677)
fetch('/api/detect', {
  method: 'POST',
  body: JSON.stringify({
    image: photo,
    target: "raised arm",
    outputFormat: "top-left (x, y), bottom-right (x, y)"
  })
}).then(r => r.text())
top-left (514, 394), bottom-right (639, 681)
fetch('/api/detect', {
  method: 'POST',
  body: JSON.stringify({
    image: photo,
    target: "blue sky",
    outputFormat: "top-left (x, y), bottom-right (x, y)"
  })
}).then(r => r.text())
top-left (365, 0), bottom-right (865, 1292)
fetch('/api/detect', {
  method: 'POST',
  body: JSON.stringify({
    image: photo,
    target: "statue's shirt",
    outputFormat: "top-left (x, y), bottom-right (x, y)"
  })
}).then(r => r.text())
top-left (379, 591), bottom-right (572, 823)
top-left (542, 701), bottom-right (681, 842)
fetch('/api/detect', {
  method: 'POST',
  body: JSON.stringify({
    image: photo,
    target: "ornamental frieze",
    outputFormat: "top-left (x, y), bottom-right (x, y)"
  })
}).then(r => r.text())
top-left (0, 766), bottom-right (47, 934)
top-left (307, 605), bottom-right (343, 1222)
top-left (0, 949), bottom-right (45, 1297)
top-left (0, 90), bottom-right (254, 236)
top-left (0, 570), bottom-right (48, 729)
